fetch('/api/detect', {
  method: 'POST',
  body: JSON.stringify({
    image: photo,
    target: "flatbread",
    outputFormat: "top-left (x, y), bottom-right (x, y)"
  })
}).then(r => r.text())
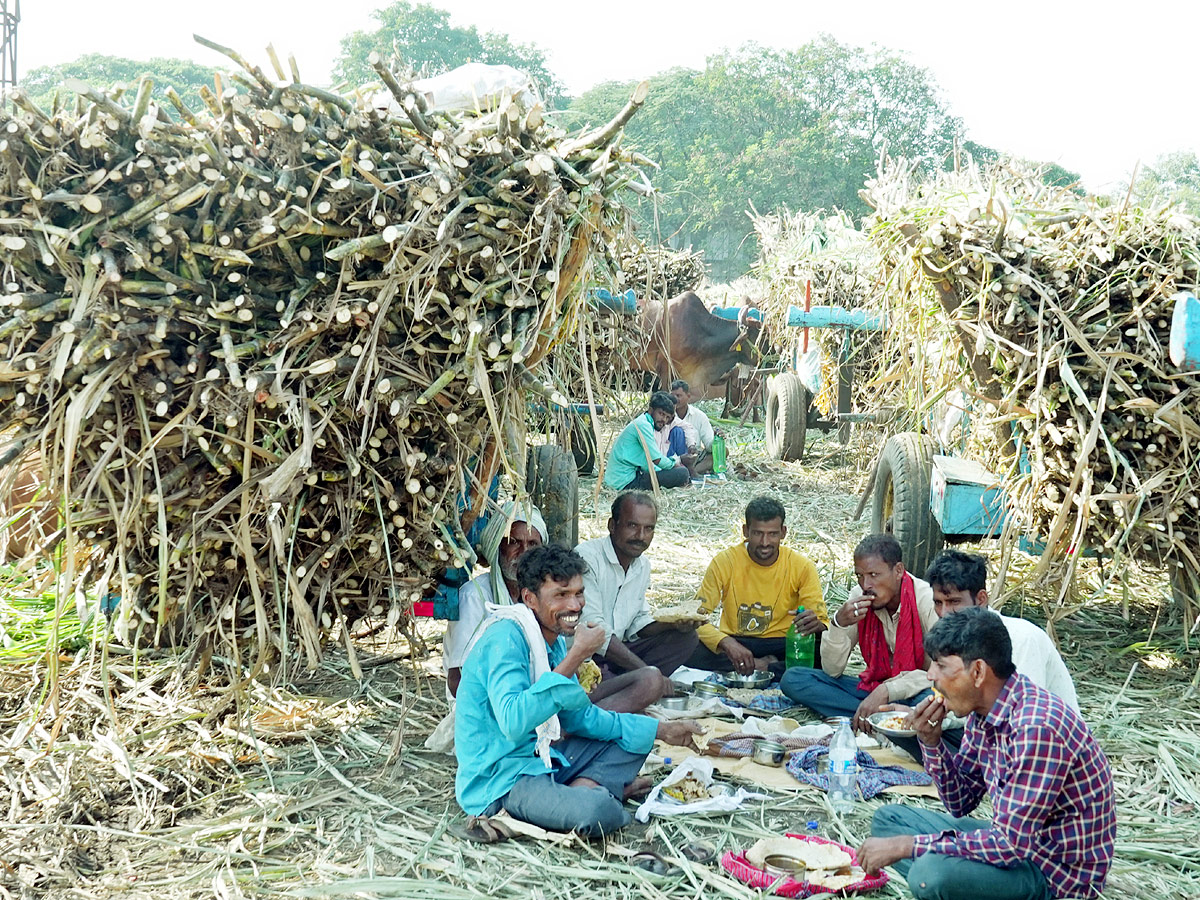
top-left (745, 836), bottom-right (852, 870)
top-left (654, 607), bottom-right (708, 625)
top-left (808, 868), bottom-right (864, 889)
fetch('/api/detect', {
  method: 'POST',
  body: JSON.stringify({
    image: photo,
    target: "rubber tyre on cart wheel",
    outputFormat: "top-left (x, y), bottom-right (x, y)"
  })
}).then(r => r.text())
top-left (563, 411), bottom-right (597, 476)
top-left (765, 373), bottom-right (808, 461)
top-left (526, 445), bottom-right (579, 547)
top-left (869, 433), bottom-right (944, 578)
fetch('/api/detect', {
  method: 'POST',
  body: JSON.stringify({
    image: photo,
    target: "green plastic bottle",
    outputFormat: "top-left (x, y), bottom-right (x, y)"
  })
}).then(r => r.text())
top-left (786, 608), bottom-right (815, 669)
top-left (711, 434), bottom-right (727, 474)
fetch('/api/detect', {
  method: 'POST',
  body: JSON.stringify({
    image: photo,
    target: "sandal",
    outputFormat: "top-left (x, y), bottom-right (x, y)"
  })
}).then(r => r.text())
top-left (679, 840), bottom-right (717, 864)
top-left (448, 815), bottom-right (515, 844)
top-left (630, 850), bottom-right (680, 877)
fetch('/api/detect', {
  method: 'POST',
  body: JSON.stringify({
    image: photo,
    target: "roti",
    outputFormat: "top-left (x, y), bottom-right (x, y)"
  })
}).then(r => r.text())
top-left (654, 607), bottom-right (708, 625)
top-left (745, 836), bottom-right (852, 871)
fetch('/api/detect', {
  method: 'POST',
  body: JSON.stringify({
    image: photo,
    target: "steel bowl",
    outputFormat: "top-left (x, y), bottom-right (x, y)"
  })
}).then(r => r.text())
top-left (723, 670), bottom-right (772, 689)
top-left (692, 681), bottom-right (727, 699)
top-left (657, 694), bottom-right (697, 711)
top-left (762, 854), bottom-right (807, 881)
top-left (751, 739), bottom-right (787, 766)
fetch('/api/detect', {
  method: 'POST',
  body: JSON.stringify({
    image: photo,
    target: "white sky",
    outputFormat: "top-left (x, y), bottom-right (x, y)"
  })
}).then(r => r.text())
top-left (14, 0), bottom-right (1199, 193)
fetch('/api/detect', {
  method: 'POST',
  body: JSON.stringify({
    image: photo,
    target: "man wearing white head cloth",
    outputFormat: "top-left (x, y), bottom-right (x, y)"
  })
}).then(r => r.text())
top-left (445, 501), bottom-right (547, 696)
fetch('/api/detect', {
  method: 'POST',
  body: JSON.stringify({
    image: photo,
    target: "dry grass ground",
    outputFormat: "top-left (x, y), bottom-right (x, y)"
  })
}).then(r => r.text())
top-left (1, 410), bottom-right (1197, 899)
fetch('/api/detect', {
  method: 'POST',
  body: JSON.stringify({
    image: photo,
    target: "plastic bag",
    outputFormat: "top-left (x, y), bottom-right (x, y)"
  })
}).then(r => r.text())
top-left (635, 758), bottom-right (769, 822)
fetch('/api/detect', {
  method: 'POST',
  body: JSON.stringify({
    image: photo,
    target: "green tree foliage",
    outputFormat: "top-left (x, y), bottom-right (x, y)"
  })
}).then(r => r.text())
top-left (1129, 151), bottom-right (1200, 213)
top-left (334, 1), bottom-right (566, 106)
top-left (18, 54), bottom-right (216, 116)
top-left (566, 36), bottom-right (962, 279)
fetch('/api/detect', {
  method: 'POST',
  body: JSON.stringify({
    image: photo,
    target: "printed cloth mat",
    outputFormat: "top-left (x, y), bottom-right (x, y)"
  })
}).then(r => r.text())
top-left (785, 745), bottom-right (932, 799)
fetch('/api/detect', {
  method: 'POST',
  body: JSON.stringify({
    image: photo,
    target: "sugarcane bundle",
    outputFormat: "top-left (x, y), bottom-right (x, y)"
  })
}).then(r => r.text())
top-left (0, 38), bottom-right (651, 666)
top-left (863, 159), bottom-right (1200, 610)
top-left (749, 209), bottom-right (885, 415)
top-left (616, 242), bottom-right (708, 302)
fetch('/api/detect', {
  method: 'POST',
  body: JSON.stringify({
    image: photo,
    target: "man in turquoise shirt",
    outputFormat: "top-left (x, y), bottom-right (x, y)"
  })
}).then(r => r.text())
top-left (603, 391), bottom-right (693, 490)
top-left (455, 544), bottom-right (700, 836)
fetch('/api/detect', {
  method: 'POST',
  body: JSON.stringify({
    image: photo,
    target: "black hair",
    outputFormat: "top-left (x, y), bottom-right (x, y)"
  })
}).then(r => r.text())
top-left (924, 606), bottom-right (1015, 679)
top-left (669, 379), bottom-right (690, 393)
top-left (611, 491), bottom-right (658, 523)
top-left (925, 550), bottom-right (988, 596)
top-left (648, 390), bottom-right (677, 414)
top-left (853, 533), bottom-right (903, 566)
top-left (517, 544), bottom-right (588, 598)
top-left (745, 495), bottom-right (786, 527)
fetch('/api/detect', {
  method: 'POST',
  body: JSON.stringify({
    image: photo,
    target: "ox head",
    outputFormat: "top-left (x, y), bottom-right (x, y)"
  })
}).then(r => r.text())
top-left (728, 306), bottom-right (766, 362)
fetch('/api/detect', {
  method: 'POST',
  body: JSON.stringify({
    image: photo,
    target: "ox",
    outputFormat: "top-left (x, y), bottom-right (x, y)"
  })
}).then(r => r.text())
top-left (633, 292), bottom-right (765, 401)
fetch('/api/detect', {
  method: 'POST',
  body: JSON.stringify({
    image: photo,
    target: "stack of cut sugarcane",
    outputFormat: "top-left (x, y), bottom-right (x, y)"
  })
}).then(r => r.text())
top-left (749, 209), bottom-right (885, 415)
top-left (0, 38), bottom-right (649, 665)
top-left (616, 242), bottom-right (707, 301)
top-left (864, 160), bottom-right (1200, 610)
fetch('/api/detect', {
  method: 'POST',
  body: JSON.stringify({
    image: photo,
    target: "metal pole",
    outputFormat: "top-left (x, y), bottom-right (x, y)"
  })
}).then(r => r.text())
top-left (0, 0), bottom-right (19, 104)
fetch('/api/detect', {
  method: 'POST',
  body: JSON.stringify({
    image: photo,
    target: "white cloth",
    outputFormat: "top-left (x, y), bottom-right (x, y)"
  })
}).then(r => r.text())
top-left (575, 536), bottom-right (655, 654)
top-left (465, 602), bottom-right (561, 767)
top-left (635, 758), bottom-right (769, 822)
top-left (1000, 614), bottom-right (1079, 710)
top-left (681, 404), bottom-right (715, 450)
top-left (443, 572), bottom-right (496, 671)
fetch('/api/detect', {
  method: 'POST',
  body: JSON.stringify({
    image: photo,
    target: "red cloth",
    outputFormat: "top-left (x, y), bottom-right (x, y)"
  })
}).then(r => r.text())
top-left (856, 572), bottom-right (924, 693)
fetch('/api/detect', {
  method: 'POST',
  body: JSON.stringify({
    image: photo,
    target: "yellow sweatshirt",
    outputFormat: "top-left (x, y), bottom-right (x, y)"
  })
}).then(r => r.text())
top-left (696, 545), bottom-right (828, 653)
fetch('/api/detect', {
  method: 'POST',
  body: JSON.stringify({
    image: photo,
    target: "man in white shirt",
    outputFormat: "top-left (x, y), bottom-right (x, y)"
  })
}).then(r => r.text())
top-left (881, 549), bottom-right (1079, 760)
top-left (575, 492), bottom-right (700, 706)
top-left (670, 380), bottom-right (716, 475)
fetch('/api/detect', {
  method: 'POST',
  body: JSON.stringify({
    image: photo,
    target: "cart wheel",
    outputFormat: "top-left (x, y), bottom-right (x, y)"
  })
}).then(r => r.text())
top-left (870, 433), bottom-right (944, 577)
top-left (563, 411), bottom-right (597, 476)
top-left (765, 373), bottom-right (808, 461)
top-left (526, 445), bottom-right (579, 547)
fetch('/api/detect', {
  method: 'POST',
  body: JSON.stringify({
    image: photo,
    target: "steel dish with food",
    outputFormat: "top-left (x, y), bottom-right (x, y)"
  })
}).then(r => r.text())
top-left (751, 739), bottom-right (786, 766)
top-left (692, 681), bottom-right (728, 699)
top-left (722, 670), bottom-right (772, 689)
top-left (867, 710), bottom-right (917, 737)
top-left (657, 694), bottom-right (697, 711)
top-left (761, 854), bottom-right (807, 881)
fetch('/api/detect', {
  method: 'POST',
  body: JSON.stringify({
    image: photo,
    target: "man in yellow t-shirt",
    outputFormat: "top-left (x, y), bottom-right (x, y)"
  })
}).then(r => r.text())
top-left (687, 496), bottom-right (829, 675)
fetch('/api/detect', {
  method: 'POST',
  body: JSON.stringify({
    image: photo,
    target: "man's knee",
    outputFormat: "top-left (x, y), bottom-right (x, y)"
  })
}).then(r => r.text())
top-left (907, 854), bottom-right (956, 900)
top-left (779, 665), bottom-right (823, 700)
top-left (571, 786), bottom-right (631, 836)
top-left (632, 666), bottom-right (666, 705)
top-left (871, 804), bottom-right (912, 838)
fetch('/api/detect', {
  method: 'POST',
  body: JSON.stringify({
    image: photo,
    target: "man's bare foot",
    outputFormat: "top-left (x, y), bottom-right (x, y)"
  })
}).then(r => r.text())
top-left (623, 776), bottom-right (653, 800)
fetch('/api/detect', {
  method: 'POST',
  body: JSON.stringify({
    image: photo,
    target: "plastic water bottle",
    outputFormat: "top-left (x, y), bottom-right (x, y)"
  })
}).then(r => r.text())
top-left (711, 434), bottom-right (727, 474)
top-left (785, 611), bottom-right (815, 669)
top-left (828, 718), bottom-right (858, 813)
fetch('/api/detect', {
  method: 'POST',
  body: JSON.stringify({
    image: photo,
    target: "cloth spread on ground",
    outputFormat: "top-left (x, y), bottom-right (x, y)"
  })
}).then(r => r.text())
top-left (467, 603), bottom-right (560, 766)
top-left (857, 572), bottom-right (923, 692)
top-left (786, 745), bottom-right (932, 798)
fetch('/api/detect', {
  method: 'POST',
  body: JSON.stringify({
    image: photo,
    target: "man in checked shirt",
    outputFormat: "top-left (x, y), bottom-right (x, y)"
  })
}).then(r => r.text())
top-left (859, 606), bottom-right (1116, 900)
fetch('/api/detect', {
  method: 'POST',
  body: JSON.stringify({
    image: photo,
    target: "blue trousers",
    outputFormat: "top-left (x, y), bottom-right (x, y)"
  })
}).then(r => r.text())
top-left (489, 735), bottom-right (647, 836)
top-left (872, 805), bottom-right (1050, 900)
top-left (779, 668), bottom-right (870, 718)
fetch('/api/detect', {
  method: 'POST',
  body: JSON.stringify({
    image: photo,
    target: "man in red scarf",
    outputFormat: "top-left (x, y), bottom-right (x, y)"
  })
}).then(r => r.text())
top-left (781, 534), bottom-right (938, 732)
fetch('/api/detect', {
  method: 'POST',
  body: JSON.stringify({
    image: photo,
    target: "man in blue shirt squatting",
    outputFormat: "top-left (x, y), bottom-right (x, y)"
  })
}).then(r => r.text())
top-left (454, 544), bottom-right (702, 837)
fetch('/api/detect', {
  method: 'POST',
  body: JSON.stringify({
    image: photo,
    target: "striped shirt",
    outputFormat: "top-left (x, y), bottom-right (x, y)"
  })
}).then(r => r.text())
top-left (915, 674), bottom-right (1116, 898)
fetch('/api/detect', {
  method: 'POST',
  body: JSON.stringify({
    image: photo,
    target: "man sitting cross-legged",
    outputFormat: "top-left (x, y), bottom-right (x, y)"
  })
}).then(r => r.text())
top-left (882, 549), bottom-right (1080, 762)
top-left (780, 533), bottom-right (937, 731)
top-left (454, 545), bottom-right (701, 837)
top-left (859, 606), bottom-right (1116, 900)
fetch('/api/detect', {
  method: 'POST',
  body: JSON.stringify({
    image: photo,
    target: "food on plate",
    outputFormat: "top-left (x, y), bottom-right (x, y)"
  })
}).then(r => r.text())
top-left (654, 606), bottom-right (708, 624)
top-left (873, 712), bottom-right (910, 732)
top-left (746, 836), bottom-right (853, 871)
top-left (808, 866), bottom-right (866, 889)
top-left (662, 774), bottom-right (712, 802)
top-left (726, 687), bottom-right (784, 705)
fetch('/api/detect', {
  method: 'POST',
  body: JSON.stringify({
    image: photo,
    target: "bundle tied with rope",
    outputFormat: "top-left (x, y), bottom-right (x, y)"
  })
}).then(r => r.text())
top-left (863, 158), bottom-right (1200, 621)
top-left (0, 37), bottom-right (653, 670)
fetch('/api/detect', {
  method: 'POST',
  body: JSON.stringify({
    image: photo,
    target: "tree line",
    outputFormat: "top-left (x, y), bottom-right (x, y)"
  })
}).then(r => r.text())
top-left (18, 1), bottom-right (1191, 280)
